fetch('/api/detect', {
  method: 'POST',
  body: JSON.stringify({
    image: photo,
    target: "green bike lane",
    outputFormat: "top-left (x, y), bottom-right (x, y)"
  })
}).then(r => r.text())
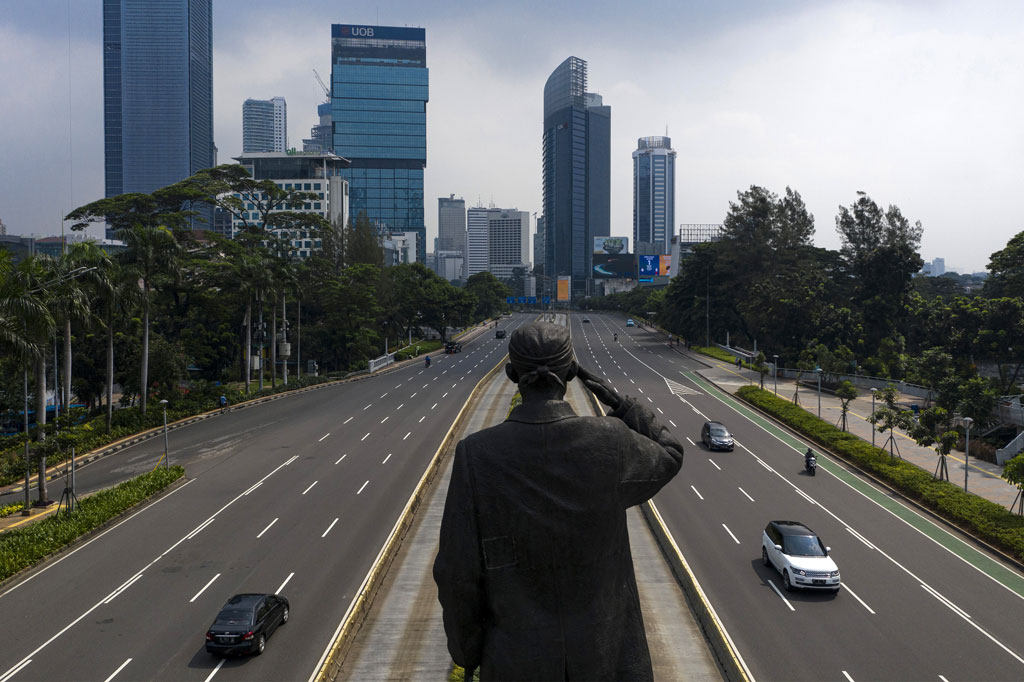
top-left (685, 370), bottom-right (1024, 600)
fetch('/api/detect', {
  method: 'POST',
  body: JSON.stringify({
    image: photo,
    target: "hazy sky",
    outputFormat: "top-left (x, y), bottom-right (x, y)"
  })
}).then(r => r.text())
top-left (2, 0), bottom-right (1022, 273)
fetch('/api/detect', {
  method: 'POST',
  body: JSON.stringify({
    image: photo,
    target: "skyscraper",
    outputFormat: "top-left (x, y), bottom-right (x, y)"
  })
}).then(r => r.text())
top-left (103, 0), bottom-right (214, 234)
top-left (466, 206), bottom-right (490, 278)
top-left (633, 136), bottom-right (675, 255)
top-left (243, 97), bottom-right (287, 153)
top-left (466, 206), bottom-right (530, 280)
top-left (330, 24), bottom-right (428, 263)
top-left (542, 56), bottom-right (610, 300)
top-left (438, 194), bottom-right (466, 276)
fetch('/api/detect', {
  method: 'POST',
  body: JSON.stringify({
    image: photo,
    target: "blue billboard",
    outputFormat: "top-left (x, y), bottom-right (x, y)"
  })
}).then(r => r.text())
top-left (592, 254), bottom-right (636, 279)
top-left (542, 296), bottom-right (551, 304)
top-left (638, 255), bottom-right (659, 277)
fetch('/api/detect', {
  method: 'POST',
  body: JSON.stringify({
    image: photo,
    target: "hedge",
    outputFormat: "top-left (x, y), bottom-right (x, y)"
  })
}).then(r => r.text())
top-left (736, 385), bottom-right (1024, 563)
top-left (0, 466), bottom-right (184, 582)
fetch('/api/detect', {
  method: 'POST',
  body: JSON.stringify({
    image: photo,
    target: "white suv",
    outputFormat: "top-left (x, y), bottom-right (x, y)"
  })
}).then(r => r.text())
top-left (761, 521), bottom-right (840, 593)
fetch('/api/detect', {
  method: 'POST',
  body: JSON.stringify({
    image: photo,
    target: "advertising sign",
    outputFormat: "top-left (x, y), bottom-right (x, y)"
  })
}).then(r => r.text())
top-left (332, 25), bottom-right (424, 41)
top-left (593, 236), bottom-right (629, 255)
top-left (592, 254), bottom-right (636, 279)
top-left (659, 255), bottom-right (673, 277)
top-left (556, 276), bottom-right (571, 301)
top-left (638, 255), bottom-right (659, 277)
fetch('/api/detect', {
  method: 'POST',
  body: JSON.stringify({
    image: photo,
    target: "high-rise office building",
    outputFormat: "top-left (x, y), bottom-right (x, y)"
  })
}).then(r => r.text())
top-left (466, 206), bottom-right (490, 278)
top-left (466, 206), bottom-right (530, 280)
top-left (438, 194), bottom-right (466, 277)
top-left (541, 56), bottom-right (610, 300)
top-left (103, 0), bottom-right (214, 235)
top-left (633, 136), bottom-right (675, 255)
top-left (303, 102), bottom-right (333, 153)
top-left (243, 97), bottom-right (287, 153)
top-left (330, 24), bottom-right (428, 263)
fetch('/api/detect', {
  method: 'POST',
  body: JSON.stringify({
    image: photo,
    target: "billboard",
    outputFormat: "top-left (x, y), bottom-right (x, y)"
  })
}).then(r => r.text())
top-left (659, 255), bottom-right (673, 277)
top-left (556, 276), bottom-right (571, 301)
top-left (593, 236), bottom-right (629, 255)
top-left (592, 254), bottom-right (636, 279)
top-left (638, 254), bottom-right (659, 277)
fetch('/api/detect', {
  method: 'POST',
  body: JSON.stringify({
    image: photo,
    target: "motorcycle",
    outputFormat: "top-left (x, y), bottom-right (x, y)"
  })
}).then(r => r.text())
top-left (805, 452), bottom-right (817, 476)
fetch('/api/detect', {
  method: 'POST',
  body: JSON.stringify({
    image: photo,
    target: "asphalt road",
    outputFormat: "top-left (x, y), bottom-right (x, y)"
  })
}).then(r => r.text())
top-left (0, 315), bottom-right (526, 682)
top-left (570, 312), bottom-right (1024, 682)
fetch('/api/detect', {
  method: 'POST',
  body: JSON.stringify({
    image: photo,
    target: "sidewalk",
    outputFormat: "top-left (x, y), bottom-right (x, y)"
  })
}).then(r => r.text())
top-left (337, 360), bottom-right (723, 680)
top-left (690, 352), bottom-right (1022, 511)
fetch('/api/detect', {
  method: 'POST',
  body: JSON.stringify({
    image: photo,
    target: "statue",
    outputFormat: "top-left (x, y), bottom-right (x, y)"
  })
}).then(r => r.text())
top-left (433, 321), bottom-right (684, 680)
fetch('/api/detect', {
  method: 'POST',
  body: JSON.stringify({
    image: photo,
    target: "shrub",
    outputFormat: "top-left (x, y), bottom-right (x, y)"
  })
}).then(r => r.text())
top-left (0, 466), bottom-right (184, 582)
top-left (736, 385), bottom-right (1024, 562)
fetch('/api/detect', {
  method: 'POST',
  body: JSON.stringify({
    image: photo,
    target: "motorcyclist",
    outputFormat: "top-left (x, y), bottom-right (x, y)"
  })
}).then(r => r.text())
top-left (425, 355), bottom-right (432, 368)
top-left (613, 333), bottom-right (618, 342)
top-left (805, 448), bottom-right (816, 467)
top-left (219, 394), bottom-right (227, 413)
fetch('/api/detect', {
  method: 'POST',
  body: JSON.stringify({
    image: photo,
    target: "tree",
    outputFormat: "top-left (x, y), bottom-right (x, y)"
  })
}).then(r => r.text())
top-left (1003, 454), bottom-right (1024, 514)
top-left (835, 192), bottom-right (924, 354)
top-left (983, 230), bottom-right (1024, 299)
top-left (868, 386), bottom-right (915, 458)
top-left (909, 406), bottom-right (959, 481)
top-left (465, 271), bottom-right (510, 321)
top-left (835, 381), bottom-right (858, 432)
top-left (346, 212), bottom-right (383, 267)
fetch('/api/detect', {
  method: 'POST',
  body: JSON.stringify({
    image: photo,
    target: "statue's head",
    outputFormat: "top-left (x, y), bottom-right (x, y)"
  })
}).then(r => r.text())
top-left (504, 321), bottom-right (578, 396)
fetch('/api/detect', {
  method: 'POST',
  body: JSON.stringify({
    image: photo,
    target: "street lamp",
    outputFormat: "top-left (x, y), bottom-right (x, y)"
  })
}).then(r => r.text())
top-left (816, 368), bottom-right (822, 418)
top-left (963, 417), bottom-right (973, 492)
top-left (160, 399), bottom-right (169, 468)
top-left (773, 354), bottom-right (779, 395)
top-left (870, 388), bottom-right (878, 447)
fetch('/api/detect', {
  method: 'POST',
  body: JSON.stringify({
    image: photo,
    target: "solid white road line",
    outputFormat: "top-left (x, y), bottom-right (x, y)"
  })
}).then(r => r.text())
top-left (382, 453), bottom-right (392, 464)
top-left (343, 417), bottom-right (353, 424)
top-left (102, 573), bottom-right (143, 604)
top-left (795, 488), bottom-right (816, 506)
top-left (840, 583), bottom-right (875, 614)
top-left (335, 454), bottom-right (346, 465)
top-left (103, 658), bottom-right (132, 682)
top-left (302, 481), bottom-right (318, 495)
top-left (0, 659), bottom-right (31, 682)
top-left (709, 459), bottom-right (721, 471)
top-left (276, 572), bottom-right (295, 595)
top-left (190, 574), bottom-right (221, 603)
top-left (185, 517), bottom-right (215, 540)
top-left (357, 480), bottom-right (369, 494)
top-left (204, 658), bottom-right (225, 682)
top-left (257, 518), bottom-right (278, 538)
top-left (722, 524), bottom-right (741, 544)
top-left (322, 518), bottom-right (339, 538)
top-left (318, 433), bottom-right (330, 442)
top-left (242, 481), bottom-right (262, 496)
top-left (691, 486), bottom-right (704, 500)
top-left (846, 527), bottom-right (876, 550)
top-left (738, 487), bottom-right (755, 502)
top-left (767, 580), bottom-right (795, 611)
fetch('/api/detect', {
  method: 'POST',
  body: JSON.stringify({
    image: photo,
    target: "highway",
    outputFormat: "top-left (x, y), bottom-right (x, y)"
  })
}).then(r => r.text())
top-left (0, 315), bottom-right (526, 682)
top-left (570, 312), bottom-right (1024, 681)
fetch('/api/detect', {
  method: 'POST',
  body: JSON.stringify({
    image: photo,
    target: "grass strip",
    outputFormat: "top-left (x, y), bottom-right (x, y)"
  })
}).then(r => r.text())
top-left (0, 466), bottom-right (184, 582)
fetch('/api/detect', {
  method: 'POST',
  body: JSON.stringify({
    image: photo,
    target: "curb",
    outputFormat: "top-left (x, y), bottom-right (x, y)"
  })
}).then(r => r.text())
top-left (311, 353), bottom-right (509, 682)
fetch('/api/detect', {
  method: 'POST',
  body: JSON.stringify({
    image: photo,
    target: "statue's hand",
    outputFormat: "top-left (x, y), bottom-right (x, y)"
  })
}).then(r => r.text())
top-left (577, 365), bottom-right (623, 411)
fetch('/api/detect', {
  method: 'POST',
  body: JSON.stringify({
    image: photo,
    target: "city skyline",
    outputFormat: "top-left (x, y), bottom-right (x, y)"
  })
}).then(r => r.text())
top-left (2, 0), bottom-right (1021, 273)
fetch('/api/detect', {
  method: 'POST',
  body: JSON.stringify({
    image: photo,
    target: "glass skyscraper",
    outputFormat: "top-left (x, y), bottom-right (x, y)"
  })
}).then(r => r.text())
top-left (103, 0), bottom-right (214, 234)
top-left (633, 136), bottom-right (676, 255)
top-left (331, 24), bottom-right (428, 263)
top-left (542, 56), bottom-right (610, 299)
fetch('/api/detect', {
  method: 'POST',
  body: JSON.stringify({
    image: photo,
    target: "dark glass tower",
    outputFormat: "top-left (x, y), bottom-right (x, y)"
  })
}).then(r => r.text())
top-left (331, 24), bottom-right (428, 263)
top-left (542, 57), bottom-right (610, 300)
top-left (633, 136), bottom-right (676, 255)
top-left (103, 0), bottom-right (214, 234)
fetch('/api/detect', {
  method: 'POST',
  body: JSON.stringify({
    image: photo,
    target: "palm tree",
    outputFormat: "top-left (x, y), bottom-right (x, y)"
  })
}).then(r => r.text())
top-left (119, 223), bottom-right (179, 415)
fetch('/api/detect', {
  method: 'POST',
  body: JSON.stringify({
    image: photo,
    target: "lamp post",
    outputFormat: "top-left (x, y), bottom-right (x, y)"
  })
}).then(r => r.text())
top-left (870, 388), bottom-right (878, 447)
top-left (816, 368), bottom-right (822, 418)
top-left (160, 399), bottom-right (169, 468)
top-left (773, 354), bottom-right (779, 395)
top-left (963, 417), bottom-right (973, 492)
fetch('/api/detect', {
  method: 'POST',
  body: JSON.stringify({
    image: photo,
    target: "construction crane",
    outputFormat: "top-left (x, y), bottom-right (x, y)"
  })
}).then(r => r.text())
top-left (312, 69), bottom-right (330, 101)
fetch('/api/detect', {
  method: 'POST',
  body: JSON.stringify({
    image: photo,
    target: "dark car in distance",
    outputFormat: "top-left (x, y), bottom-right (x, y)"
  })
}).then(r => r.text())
top-left (205, 593), bottom-right (289, 656)
top-left (495, 329), bottom-right (506, 339)
top-left (444, 340), bottom-right (462, 353)
top-left (701, 421), bottom-right (735, 451)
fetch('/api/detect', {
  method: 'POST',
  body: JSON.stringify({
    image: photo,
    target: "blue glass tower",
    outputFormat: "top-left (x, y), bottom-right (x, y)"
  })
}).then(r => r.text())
top-left (633, 136), bottom-right (675, 255)
top-left (542, 57), bottom-right (610, 299)
top-left (331, 24), bottom-right (428, 263)
top-left (103, 0), bottom-right (214, 234)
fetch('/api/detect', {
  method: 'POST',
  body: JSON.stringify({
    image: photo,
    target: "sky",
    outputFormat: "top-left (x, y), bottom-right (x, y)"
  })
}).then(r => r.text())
top-left (1, 0), bottom-right (1022, 274)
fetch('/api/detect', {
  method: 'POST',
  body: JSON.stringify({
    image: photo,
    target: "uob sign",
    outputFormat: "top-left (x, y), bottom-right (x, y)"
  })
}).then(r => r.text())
top-left (345, 26), bottom-right (374, 37)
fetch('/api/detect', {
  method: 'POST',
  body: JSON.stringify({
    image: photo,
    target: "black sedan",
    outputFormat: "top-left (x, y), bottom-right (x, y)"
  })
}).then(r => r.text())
top-left (205, 593), bottom-right (289, 656)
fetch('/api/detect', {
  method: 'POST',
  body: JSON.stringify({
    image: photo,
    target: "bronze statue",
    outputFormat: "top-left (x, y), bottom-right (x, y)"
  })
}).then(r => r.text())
top-left (433, 321), bottom-right (684, 680)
